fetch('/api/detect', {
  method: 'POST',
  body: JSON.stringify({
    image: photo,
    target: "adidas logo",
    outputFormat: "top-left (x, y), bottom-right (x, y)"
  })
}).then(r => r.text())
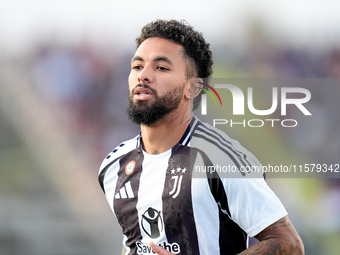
top-left (115, 181), bottom-right (134, 199)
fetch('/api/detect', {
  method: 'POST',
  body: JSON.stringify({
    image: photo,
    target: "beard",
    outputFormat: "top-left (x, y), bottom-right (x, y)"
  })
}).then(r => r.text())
top-left (127, 84), bottom-right (184, 126)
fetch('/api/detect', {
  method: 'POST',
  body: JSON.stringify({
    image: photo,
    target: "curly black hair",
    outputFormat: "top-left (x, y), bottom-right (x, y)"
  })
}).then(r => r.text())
top-left (135, 19), bottom-right (213, 110)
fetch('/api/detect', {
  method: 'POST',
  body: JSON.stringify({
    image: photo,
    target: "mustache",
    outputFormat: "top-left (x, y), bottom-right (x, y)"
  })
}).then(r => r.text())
top-left (131, 83), bottom-right (158, 96)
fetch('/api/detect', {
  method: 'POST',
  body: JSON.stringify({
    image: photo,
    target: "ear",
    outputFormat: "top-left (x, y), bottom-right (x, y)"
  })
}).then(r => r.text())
top-left (184, 78), bottom-right (203, 100)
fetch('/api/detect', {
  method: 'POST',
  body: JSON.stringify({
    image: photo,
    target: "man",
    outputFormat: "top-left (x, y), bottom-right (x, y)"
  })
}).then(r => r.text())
top-left (98, 19), bottom-right (304, 255)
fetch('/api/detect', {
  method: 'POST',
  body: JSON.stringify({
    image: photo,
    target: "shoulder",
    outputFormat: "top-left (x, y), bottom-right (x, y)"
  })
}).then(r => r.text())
top-left (191, 118), bottom-right (243, 152)
top-left (190, 118), bottom-right (261, 170)
top-left (99, 134), bottom-right (140, 174)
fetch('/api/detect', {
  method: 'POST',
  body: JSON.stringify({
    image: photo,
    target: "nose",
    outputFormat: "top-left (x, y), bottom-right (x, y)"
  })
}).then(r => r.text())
top-left (137, 66), bottom-right (153, 83)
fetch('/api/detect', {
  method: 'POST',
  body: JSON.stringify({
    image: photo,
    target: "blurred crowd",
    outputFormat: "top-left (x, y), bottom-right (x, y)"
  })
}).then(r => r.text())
top-left (26, 39), bottom-right (139, 166)
top-left (21, 36), bottom-right (340, 164)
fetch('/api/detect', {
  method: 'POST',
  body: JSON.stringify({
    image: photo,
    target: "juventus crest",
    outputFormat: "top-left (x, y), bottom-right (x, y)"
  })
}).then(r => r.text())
top-left (169, 167), bottom-right (187, 199)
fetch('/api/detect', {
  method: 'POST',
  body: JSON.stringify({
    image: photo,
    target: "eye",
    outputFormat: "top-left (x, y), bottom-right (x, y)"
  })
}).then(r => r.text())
top-left (157, 66), bottom-right (169, 71)
top-left (132, 65), bottom-right (143, 70)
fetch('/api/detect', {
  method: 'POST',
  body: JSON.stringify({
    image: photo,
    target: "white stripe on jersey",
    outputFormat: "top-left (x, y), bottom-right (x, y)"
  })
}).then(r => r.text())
top-left (136, 149), bottom-right (172, 245)
top-left (191, 153), bottom-right (221, 255)
top-left (125, 181), bottom-right (134, 198)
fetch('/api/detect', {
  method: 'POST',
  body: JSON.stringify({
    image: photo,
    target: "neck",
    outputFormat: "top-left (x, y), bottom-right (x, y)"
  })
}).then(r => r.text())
top-left (140, 103), bottom-right (191, 155)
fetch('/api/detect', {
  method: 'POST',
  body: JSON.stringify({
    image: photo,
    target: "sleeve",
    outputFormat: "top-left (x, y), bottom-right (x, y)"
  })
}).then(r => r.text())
top-left (191, 122), bottom-right (287, 237)
top-left (224, 177), bottom-right (288, 237)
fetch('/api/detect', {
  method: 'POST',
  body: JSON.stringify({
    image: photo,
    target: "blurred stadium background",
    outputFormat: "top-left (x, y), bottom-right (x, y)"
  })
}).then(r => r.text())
top-left (0, 0), bottom-right (339, 254)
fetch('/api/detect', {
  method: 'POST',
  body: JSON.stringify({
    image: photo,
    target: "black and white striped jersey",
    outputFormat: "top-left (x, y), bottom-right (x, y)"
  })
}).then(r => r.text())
top-left (98, 116), bottom-right (287, 255)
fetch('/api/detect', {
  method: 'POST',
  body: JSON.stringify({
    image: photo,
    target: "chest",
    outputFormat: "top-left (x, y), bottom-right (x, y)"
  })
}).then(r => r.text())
top-left (114, 149), bottom-right (194, 215)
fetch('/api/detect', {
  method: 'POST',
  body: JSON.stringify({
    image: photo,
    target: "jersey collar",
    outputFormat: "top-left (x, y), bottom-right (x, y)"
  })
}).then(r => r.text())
top-left (135, 115), bottom-right (201, 151)
top-left (178, 115), bottom-right (200, 146)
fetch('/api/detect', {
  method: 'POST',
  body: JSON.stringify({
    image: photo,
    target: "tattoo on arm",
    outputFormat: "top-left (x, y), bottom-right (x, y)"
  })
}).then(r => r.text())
top-left (239, 216), bottom-right (304, 255)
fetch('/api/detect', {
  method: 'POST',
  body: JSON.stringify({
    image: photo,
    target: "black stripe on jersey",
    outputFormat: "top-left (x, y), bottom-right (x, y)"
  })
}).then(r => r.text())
top-left (114, 149), bottom-right (144, 255)
top-left (162, 146), bottom-right (200, 255)
top-left (209, 175), bottom-right (247, 254)
top-left (198, 149), bottom-right (248, 254)
top-left (196, 148), bottom-right (231, 216)
top-left (218, 210), bottom-right (248, 254)
top-left (196, 124), bottom-right (253, 169)
top-left (98, 157), bottom-right (120, 193)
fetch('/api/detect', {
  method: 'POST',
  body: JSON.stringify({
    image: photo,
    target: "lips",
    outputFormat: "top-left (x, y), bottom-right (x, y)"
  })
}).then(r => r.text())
top-left (133, 86), bottom-right (154, 101)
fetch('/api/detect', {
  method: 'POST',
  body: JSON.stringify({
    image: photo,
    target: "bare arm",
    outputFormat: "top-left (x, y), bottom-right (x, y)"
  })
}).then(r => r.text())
top-left (239, 216), bottom-right (304, 255)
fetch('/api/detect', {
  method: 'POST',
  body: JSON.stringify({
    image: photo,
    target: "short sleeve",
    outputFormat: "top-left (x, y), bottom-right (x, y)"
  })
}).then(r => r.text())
top-left (224, 177), bottom-right (288, 237)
